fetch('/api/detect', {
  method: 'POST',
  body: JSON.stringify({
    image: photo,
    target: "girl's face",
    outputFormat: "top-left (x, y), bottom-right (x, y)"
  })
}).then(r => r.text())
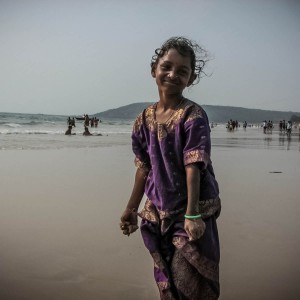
top-left (152, 48), bottom-right (196, 95)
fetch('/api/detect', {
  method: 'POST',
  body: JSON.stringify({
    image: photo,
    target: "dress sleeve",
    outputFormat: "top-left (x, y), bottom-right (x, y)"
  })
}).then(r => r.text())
top-left (131, 112), bottom-right (151, 173)
top-left (183, 106), bottom-right (211, 170)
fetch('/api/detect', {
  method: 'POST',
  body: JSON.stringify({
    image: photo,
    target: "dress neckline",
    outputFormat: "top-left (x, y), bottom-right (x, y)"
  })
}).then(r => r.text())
top-left (154, 97), bottom-right (186, 125)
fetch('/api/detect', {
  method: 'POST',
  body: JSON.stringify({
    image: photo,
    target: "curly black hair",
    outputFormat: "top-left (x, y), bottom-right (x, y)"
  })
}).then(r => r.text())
top-left (151, 36), bottom-right (209, 85)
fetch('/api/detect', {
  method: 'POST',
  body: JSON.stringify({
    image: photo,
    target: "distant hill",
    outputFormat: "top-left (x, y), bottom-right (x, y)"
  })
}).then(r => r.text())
top-left (95, 102), bottom-right (300, 123)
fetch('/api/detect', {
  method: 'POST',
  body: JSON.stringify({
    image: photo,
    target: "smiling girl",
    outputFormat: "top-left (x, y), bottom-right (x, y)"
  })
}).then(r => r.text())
top-left (120, 37), bottom-right (221, 300)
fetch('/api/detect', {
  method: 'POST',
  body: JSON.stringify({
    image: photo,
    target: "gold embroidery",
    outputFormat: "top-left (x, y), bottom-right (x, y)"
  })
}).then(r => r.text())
top-left (199, 196), bottom-right (221, 217)
top-left (155, 106), bottom-right (186, 141)
top-left (134, 100), bottom-right (206, 142)
top-left (134, 157), bottom-right (150, 173)
top-left (185, 104), bottom-right (204, 122)
top-left (184, 149), bottom-right (209, 165)
top-left (139, 197), bottom-right (220, 226)
top-left (152, 252), bottom-right (166, 270)
top-left (138, 199), bottom-right (159, 223)
top-left (167, 106), bottom-right (185, 125)
top-left (157, 123), bottom-right (167, 140)
top-left (171, 248), bottom-right (219, 298)
top-left (172, 236), bottom-right (219, 282)
top-left (133, 112), bottom-right (143, 133)
top-left (145, 104), bottom-right (156, 132)
top-left (172, 236), bottom-right (186, 249)
top-left (157, 281), bottom-right (171, 289)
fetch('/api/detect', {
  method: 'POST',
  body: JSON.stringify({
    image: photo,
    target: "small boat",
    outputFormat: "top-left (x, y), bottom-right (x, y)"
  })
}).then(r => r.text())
top-left (75, 116), bottom-right (100, 122)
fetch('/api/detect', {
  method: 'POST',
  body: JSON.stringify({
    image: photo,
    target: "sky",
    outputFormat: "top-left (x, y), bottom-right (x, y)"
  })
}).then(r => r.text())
top-left (0, 0), bottom-right (299, 115)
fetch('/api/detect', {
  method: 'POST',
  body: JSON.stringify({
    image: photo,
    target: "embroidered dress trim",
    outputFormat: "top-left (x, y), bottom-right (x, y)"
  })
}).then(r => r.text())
top-left (139, 197), bottom-right (221, 224)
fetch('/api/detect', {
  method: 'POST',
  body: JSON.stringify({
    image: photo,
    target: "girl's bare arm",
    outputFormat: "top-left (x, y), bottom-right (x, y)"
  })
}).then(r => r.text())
top-left (185, 164), bottom-right (201, 215)
top-left (185, 164), bottom-right (206, 241)
top-left (126, 167), bottom-right (148, 210)
top-left (120, 167), bottom-right (148, 236)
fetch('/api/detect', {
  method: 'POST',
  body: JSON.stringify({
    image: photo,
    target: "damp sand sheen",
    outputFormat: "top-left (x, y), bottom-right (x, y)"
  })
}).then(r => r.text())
top-left (0, 125), bottom-right (299, 299)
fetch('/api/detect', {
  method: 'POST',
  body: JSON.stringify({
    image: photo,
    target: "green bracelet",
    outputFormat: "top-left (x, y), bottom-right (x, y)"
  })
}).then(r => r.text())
top-left (184, 214), bottom-right (203, 219)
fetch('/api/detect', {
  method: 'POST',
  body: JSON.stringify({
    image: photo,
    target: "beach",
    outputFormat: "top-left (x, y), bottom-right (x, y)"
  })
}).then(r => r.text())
top-left (1, 126), bottom-right (300, 300)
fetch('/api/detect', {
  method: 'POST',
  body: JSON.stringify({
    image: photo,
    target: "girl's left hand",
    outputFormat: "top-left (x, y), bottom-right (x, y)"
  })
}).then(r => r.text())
top-left (184, 218), bottom-right (206, 241)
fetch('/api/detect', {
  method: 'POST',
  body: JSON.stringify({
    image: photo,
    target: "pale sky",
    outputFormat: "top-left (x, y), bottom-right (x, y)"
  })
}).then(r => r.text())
top-left (1, 0), bottom-right (299, 115)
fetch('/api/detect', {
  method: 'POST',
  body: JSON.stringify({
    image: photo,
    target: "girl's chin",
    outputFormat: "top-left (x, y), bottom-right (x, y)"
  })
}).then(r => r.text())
top-left (161, 86), bottom-right (183, 94)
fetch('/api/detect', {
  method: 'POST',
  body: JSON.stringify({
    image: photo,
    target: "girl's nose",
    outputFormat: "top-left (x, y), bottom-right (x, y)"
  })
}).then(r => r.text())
top-left (168, 71), bottom-right (178, 79)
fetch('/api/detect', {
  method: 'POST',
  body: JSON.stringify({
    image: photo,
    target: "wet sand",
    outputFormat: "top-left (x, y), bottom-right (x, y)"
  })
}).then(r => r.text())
top-left (0, 131), bottom-right (300, 299)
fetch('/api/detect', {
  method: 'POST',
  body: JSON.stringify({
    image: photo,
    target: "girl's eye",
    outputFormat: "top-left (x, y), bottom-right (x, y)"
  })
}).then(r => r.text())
top-left (161, 65), bottom-right (170, 70)
top-left (178, 69), bottom-right (189, 76)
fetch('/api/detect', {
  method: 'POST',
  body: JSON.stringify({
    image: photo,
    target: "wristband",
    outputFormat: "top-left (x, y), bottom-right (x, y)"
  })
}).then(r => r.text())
top-left (184, 214), bottom-right (203, 219)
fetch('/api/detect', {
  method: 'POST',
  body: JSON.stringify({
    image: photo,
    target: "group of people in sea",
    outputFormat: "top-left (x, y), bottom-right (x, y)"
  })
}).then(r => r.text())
top-left (261, 119), bottom-right (297, 137)
top-left (278, 120), bottom-right (293, 136)
top-left (67, 117), bottom-right (76, 127)
top-left (83, 114), bottom-right (100, 128)
top-left (65, 114), bottom-right (101, 136)
top-left (224, 119), bottom-right (299, 137)
top-left (262, 120), bottom-right (274, 134)
top-left (226, 119), bottom-right (239, 131)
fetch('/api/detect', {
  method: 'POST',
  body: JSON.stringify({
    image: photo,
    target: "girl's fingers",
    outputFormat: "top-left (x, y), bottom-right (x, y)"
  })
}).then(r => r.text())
top-left (120, 221), bottom-right (130, 230)
top-left (128, 224), bottom-right (139, 233)
top-left (120, 223), bottom-right (139, 236)
top-left (186, 221), bottom-right (206, 241)
top-left (190, 228), bottom-right (199, 241)
top-left (185, 227), bottom-right (193, 241)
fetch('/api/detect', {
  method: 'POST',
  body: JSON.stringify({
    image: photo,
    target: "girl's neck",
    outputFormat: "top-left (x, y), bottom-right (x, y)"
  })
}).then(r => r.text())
top-left (155, 94), bottom-right (185, 124)
top-left (157, 92), bottom-right (183, 110)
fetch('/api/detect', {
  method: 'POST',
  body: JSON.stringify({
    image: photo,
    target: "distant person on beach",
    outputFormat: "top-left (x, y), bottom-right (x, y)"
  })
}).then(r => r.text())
top-left (266, 120), bottom-right (273, 134)
top-left (83, 126), bottom-right (92, 136)
top-left (84, 114), bottom-right (90, 127)
top-left (282, 120), bottom-right (286, 132)
top-left (263, 120), bottom-right (267, 134)
top-left (286, 121), bottom-right (292, 137)
top-left (120, 37), bottom-right (221, 299)
top-left (227, 119), bottom-right (233, 131)
top-left (65, 125), bottom-right (73, 135)
top-left (279, 120), bottom-right (283, 133)
top-left (67, 117), bottom-right (76, 129)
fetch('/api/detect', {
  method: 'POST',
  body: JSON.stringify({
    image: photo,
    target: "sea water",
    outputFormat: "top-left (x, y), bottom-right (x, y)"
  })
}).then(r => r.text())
top-left (0, 112), bottom-right (299, 151)
top-left (0, 112), bottom-right (133, 150)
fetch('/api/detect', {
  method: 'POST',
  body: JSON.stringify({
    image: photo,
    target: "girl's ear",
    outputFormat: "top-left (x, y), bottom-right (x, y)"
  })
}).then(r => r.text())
top-left (151, 63), bottom-right (156, 78)
top-left (187, 73), bottom-right (197, 87)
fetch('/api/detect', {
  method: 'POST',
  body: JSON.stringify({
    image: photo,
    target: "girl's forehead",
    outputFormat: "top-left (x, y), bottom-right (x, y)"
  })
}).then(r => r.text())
top-left (159, 48), bottom-right (192, 67)
top-left (160, 48), bottom-right (191, 64)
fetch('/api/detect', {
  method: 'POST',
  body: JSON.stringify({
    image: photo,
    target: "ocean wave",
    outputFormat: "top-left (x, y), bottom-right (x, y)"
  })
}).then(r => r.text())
top-left (2, 123), bottom-right (22, 128)
top-left (0, 130), bottom-right (131, 135)
top-left (1, 130), bottom-right (64, 135)
top-left (0, 120), bottom-right (54, 126)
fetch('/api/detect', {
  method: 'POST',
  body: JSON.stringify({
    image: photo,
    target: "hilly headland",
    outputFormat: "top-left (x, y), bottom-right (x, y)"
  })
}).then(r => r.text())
top-left (95, 102), bottom-right (300, 123)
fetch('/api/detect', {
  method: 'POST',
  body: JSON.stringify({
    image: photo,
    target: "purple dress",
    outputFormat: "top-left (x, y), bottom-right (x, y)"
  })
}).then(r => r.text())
top-left (132, 99), bottom-right (221, 299)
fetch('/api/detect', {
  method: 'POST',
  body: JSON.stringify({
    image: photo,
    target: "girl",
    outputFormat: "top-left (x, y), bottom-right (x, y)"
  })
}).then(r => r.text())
top-left (120, 37), bottom-right (221, 300)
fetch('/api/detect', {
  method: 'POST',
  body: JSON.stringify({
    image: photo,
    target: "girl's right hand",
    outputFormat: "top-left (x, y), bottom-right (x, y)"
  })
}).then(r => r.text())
top-left (120, 208), bottom-right (139, 236)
